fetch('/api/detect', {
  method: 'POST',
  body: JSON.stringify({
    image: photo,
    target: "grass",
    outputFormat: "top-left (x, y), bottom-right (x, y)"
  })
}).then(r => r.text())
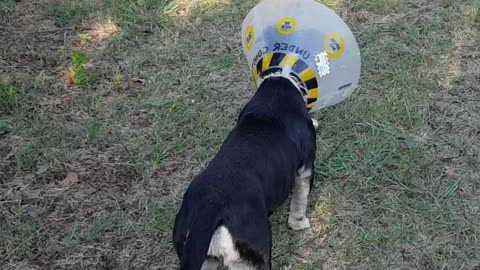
top-left (84, 119), bottom-right (100, 145)
top-left (0, 84), bottom-right (18, 115)
top-left (15, 143), bottom-right (40, 171)
top-left (48, 0), bottom-right (97, 24)
top-left (66, 50), bottom-right (98, 86)
top-left (151, 207), bottom-right (176, 232)
top-left (0, 0), bottom-right (15, 15)
top-left (1, 0), bottom-right (479, 269)
top-left (0, 120), bottom-right (12, 135)
top-left (48, 0), bottom-right (177, 31)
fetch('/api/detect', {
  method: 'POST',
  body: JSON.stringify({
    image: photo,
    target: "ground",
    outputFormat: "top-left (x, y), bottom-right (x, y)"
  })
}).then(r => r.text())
top-left (0, 0), bottom-right (479, 269)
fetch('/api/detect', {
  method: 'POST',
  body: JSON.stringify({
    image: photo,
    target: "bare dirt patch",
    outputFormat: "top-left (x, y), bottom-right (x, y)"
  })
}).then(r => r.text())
top-left (0, 0), bottom-right (70, 81)
top-left (1, 0), bottom-right (155, 269)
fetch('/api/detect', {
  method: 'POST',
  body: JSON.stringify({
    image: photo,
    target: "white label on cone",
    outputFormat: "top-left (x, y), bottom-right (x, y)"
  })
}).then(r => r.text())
top-left (314, 51), bottom-right (330, 77)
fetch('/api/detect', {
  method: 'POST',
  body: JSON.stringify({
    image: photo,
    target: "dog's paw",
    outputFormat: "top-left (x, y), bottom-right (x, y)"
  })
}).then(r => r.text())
top-left (288, 216), bottom-right (311, 231)
top-left (311, 118), bottom-right (319, 129)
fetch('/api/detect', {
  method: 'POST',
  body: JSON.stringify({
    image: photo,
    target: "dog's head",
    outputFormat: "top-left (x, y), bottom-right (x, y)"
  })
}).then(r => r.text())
top-left (256, 67), bottom-right (308, 103)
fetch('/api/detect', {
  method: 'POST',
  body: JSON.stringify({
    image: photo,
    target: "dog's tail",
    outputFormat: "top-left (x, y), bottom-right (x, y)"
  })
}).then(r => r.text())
top-left (179, 209), bottom-right (220, 270)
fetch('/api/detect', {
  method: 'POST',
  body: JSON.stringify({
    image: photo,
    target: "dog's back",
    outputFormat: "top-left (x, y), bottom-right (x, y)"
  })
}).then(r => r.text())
top-left (173, 77), bottom-right (316, 270)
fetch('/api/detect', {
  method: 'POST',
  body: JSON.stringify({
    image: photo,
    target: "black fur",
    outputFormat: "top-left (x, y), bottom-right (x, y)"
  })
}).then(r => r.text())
top-left (172, 77), bottom-right (317, 270)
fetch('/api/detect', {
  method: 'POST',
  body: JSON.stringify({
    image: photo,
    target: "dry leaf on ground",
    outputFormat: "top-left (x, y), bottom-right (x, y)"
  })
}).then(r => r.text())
top-left (129, 77), bottom-right (145, 84)
top-left (61, 172), bottom-right (79, 188)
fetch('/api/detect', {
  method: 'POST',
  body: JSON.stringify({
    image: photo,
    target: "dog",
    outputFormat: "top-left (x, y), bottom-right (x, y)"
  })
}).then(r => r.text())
top-left (172, 75), bottom-right (317, 270)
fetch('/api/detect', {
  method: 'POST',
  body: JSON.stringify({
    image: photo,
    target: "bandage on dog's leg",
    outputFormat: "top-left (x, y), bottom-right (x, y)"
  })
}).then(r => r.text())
top-left (288, 166), bottom-right (312, 231)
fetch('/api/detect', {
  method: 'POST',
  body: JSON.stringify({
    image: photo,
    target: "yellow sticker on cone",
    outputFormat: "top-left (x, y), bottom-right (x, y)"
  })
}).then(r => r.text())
top-left (324, 33), bottom-right (345, 59)
top-left (244, 26), bottom-right (255, 51)
top-left (277, 17), bottom-right (296, 36)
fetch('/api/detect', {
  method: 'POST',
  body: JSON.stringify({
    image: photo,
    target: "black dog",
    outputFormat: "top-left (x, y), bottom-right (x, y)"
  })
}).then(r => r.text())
top-left (172, 76), bottom-right (317, 270)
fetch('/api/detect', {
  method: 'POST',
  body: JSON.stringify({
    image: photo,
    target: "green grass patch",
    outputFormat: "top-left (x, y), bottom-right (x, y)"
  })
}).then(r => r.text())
top-left (78, 33), bottom-right (93, 45)
top-left (84, 119), bottom-right (101, 145)
top-left (144, 69), bottom-right (227, 163)
top-left (69, 50), bottom-right (95, 86)
top-left (151, 207), bottom-right (176, 232)
top-left (476, 31), bottom-right (480, 49)
top-left (270, 207), bottom-right (302, 269)
top-left (48, 0), bottom-right (177, 32)
top-left (301, 0), bottom-right (480, 268)
top-left (108, 0), bottom-right (177, 29)
top-left (0, 0), bottom-right (15, 15)
top-left (0, 120), bottom-right (12, 135)
top-left (16, 142), bottom-right (41, 171)
top-left (86, 217), bottom-right (115, 242)
top-left (348, 0), bottom-right (404, 15)
top-left (48, 0), bottom-right (98, 24)
top-left (475, 5), bottom-right (480, 49)
top-left (0, 214), bottom-right (39, 259)
top-left (61, 225), bottom-right (81, 255)
top-left (187, 0), bottom-right (225, 16)
top-left (84, 214), bottom-right (135, 242)
top-left (0, 84), bottom-right (18, 115)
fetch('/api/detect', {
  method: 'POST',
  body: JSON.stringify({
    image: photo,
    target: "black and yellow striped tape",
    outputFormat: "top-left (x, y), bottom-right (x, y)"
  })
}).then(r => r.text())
top-left (253, 53), bottom-right (318, 111)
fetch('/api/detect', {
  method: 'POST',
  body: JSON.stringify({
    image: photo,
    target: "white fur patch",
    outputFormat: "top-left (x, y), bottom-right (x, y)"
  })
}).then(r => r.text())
top-left (201, 226), bottom-right (258, 269)
top-left (207, 226), bottom-right (240, 265)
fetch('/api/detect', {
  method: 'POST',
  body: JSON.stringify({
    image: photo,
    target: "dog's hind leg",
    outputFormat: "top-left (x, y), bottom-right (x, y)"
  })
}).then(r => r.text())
top-left (288, 165), bottom-right (312, 230)
top-left (224, 209), bottom-right (272, 270)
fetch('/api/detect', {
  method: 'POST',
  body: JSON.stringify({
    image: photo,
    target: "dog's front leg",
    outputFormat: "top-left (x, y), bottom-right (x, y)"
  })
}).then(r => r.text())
top-left (288, 166), bottom-right (312, 230)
